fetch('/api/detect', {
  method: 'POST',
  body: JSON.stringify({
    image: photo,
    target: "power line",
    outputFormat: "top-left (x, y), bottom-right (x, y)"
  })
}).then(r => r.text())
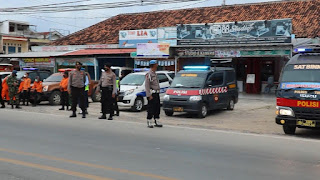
top-left (0, 0), bottom-right (202, 14)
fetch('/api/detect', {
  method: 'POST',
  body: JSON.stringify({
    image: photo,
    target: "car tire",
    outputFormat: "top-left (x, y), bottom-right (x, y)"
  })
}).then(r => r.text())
top-left (49, 91), bottom-right (61, 105)
top-left (227, 98), bottom-right (235, 110)
top-left (283, 125), bottom-right (296, 135)
top-left (131, 97), bottom-right (143, 112)
top-left (165, 110), bottom-right (174, 116)
top-left (198, 103), bottom-right (208, 118)
top-left (92, 89), bottom-right (101, 102)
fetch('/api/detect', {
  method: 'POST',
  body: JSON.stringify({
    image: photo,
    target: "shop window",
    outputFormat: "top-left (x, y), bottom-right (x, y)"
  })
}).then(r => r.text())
top-left (8, 46), bottom-right (16, 54)
top-left (9, 23), bottom-right (15, 32)
top-left (210, 72), bottom-right (224, 86)
top-left (18, 47), bottom-right (22, 53)
top-left (17, 24), bottom-right (25, 31)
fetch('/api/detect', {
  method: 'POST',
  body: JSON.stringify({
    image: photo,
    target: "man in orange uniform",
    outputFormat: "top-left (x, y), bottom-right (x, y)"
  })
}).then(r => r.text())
top-left (21, 73), bottom-right (31, 106)
top-left (59, 71), bottom-right (69, 110)
top-left (2, 76), bottom-right (10, 102)
top-left (30, 76), bottom-right (42, 107)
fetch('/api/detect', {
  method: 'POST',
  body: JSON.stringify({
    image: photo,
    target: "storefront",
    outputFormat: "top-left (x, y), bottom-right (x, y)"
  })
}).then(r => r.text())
top-left (174, 18), bottom-right (293, 94)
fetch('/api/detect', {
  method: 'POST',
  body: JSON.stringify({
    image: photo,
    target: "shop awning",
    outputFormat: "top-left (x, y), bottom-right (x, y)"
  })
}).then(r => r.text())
top-left (0, 51), bottom-right (69, 58)
top-left (62, 49), bottom-right (136, 56)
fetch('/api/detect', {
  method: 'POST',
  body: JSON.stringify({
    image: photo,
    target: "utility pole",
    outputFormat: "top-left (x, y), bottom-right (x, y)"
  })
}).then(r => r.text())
top-left (222, 0), bottom-right (226, 6)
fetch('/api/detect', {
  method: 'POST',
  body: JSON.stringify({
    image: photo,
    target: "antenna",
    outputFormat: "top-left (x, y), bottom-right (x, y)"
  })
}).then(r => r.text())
top-left (222, 0), bottom-right (226, 6)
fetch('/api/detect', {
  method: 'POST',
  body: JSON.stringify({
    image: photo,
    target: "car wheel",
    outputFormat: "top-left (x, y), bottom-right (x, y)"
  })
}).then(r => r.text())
top-left (132, 97), bottom-right (143, 112)
top-left (165, 110), bottom-right (174, 116)
top-left (283, 125), bottom-right (296, 135)
top-left (49, 91), bottom-right (61, 105)
top-left (92, 89), bottom-right (101, 102)
top-left (227, 98), bottom-right (235, 110)
top-left (198, 103), bottom-right (208, 118)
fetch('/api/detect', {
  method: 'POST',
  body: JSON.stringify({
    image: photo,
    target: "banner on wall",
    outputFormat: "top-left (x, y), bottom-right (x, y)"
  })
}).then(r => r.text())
top-left (177, 19), bottom-right (292, 45)
top-left (55, 57), bottom-right (95, 66)
top-left (137, 43), bottom-right (170, 58)
top-left (119, 29), bottom-right (158, 48)
top-left (135, 60), bottom-right (175, 67)
top-left (21, 58), bottom-right (55, 67)
top-left (157, 27), bottom-right (177, 46)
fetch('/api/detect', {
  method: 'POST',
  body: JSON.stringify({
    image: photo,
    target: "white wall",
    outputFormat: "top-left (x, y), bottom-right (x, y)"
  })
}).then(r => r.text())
top-left (0, 21), bottom-right (9, 34)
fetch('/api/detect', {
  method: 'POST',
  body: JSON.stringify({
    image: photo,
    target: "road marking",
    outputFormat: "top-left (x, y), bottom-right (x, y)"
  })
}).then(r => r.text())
top-left (0, 148), bottom-right (179, 180)
top-left (0, 157), bottom-right (113, 180)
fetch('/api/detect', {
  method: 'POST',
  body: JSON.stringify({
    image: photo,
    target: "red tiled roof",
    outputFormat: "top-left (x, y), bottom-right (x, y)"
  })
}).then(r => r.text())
top-left (51, 0), bottom-right (320, 45)
top-left (62, 49), bottom-right (136, 56)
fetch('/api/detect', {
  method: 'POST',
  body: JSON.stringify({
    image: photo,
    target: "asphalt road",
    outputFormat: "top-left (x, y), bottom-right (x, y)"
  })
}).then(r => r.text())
top-left (0, 109), bottom-right (319, 180)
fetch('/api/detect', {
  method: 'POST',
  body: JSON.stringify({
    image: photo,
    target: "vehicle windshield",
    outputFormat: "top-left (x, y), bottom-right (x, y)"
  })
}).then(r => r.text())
top-left (171, 73), bottom-right (206, 88)
top-left (120, 74), bottom-right (145, 86)
top-left (281, 64), bottom-right (320, 82)
top-left (44, 74), bottom-right (63, 82)
top-left (16, 71), bottom-right (27, 79)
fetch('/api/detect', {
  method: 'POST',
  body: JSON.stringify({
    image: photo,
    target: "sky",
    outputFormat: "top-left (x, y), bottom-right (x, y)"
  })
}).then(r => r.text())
top-left (0, 0), bottom-right (278, 35)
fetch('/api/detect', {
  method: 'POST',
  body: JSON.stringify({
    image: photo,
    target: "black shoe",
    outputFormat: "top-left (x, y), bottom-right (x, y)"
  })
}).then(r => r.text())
top-left (0, 105), bottom-right (5, 108)
top-left (116, 112), bottom-right (119, 116)
top-left (82, 114), bottom-right (86, 118)
top-left (59, 107), bottom-right (65, 110)
top-left (15, 106), bottom-right (21, 109)
top-left (147, 120), bottom-right (154, 128)
top-left (99, 115), bottom-right (106, 119)
top-left (69, 112), bottom-right (76, 118)
top-left (11, 105), bottom-right (14, 109)
top-left (154, 119), bottom-right (163, 127)
top-left (108, 116), bottom-right (113, 120)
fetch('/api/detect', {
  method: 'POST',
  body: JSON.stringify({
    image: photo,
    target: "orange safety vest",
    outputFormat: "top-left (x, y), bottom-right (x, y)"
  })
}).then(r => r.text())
top-left (60, 77), bottom-right (69, 92)
top-left (22, 78), bottom-right (31, 91)
top-left (32, 81), bottom-right (43, 93)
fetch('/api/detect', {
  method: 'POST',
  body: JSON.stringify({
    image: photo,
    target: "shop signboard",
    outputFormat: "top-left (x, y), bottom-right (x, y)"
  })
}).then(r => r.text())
top-left (240, 50), bottom-right (291, 56)
top-left (157, 27), bottom-right (177, 46)
top-left (21, 57), bottom-right (55, 67)
top-left (119, 29), bottom-right (158, 48)
top-left (136, 43), bottom-right (170, 58)
top-left (55, 57), bottom-right (95, 66)
top-left (176, 48), bottom-right (215, 57)
top-left (177, 19), bottom-right (292, 45)
top-left (135, 60), bottom-right (174, 67)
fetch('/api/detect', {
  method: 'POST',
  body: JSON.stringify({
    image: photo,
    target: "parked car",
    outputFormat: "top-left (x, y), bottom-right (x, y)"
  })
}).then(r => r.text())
top-left (0, 72), bottom-right (12, 80)
top-left (118, 71), bottom-right (174, 111)
top-left (16, 68), bottom-right (52, 83)
top-left (111, 67), bottom-right (133, 78)
top-left (0, 63), bottom-right (13, 72)
top-left (163, 66), bottom-right (239, 118)
top-left (41, 70), bottom-right (100, 105)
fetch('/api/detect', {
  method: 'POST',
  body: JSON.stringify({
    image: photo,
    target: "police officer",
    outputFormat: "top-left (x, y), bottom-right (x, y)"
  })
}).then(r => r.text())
top-left (68, 61), bottom-right (86, 118)
top-left (7, 70), bottom-right (21, 109)
top-left (0, 75), bottom-right (5, 108)
top-left (97, 63), bottom-right (116, 120)
top-left (145, 60), bottom-right (162, 128)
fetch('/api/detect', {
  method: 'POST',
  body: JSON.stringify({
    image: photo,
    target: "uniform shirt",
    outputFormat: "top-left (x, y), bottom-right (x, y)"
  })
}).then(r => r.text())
top-left (60, 77), bottom-right (69, 92)
top-left (32, 81), bottom-right (43, 93)
top-left (22, 77), bottom-right (31, 91)
top-left (68, 70), bottom-right (86, 90)
top-left (145, 70), bottom-right (160, 97)
top-left (97, 71), bottom-right (116, 94)
top-left (6, 75), bottom-right (19, 90)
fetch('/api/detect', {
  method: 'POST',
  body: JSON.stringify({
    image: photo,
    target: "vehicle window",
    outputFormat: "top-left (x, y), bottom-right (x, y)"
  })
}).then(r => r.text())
top-left (122, 70), bottom-right (133, 77)
top-left (112, 69), bottom-right (120, 77)
top-left (157, 74), bottom-right (169, 83)
top-left (281, 64), bottom-right (320, 82)
top-left (44, 74), bottom-right (63, 82)
top-left (39, 72), bottom-right (50, 81)
top-left (28, 72), bottom-right (37, 82)
top-left (120, 74), bottom-right (145, 86)
top-left (226, 71), bottom-right (236, 84)
top-left (211, 72), bottom-right (224, 86)
top-left (168, 73), bottom-right (175, 79)
top-left (171, 73), bottom-right (207, 88)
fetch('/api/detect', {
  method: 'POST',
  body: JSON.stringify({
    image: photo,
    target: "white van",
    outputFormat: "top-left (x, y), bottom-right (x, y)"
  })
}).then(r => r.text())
top-left (118, 71), bottom-right (175, 111)
top-left (111, 67), bottom-right (133, 78)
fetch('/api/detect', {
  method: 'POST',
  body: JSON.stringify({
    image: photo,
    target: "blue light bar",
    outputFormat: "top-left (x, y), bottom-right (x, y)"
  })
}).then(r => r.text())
top-left (22, 68), bottom-right (38, 71)
top-left (134, 68), bottom-right (149, 72)
top-left (295, 48), bottom-right (314, 53)
top-left (183, 66), bottom-right (210, 71)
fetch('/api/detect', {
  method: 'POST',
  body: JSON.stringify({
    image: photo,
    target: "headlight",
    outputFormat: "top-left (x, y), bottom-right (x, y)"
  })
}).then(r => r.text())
top-left (124, 89), bottom-right (135, 96)
top-left (189, 96), bottom-right (202, 101)
top-left (163, 95), bottom-right (170, 101)
top-left (43, 86), bottom-right (48, 92)
top-left (279, 108), bottom-right (294, 117)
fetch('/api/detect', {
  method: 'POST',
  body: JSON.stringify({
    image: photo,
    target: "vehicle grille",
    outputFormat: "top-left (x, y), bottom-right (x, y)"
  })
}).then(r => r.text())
top-left (293, 107), bottom-right (320, 120)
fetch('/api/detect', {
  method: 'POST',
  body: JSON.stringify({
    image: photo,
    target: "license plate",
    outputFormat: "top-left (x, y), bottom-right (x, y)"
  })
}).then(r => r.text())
top-left (297, 120), bottom-right (316, 127)
top-left (173, 107), bottom-right (184, 112)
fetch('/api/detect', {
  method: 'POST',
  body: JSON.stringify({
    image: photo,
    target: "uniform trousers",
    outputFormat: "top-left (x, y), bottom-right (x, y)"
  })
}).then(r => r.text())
top-left (101, 87), bottom-right (113, 116)
top-left (71, 86), bottom-right (85, 113)
top-left (147, 93), bottom-right (160, 120)
top-left (61, 91), bottom-right (69, 108)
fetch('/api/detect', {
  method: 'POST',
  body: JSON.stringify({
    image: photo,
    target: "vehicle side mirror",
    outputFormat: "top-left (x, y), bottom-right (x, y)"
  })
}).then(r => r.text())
top-left (169, 80), bottom-right (172, 85)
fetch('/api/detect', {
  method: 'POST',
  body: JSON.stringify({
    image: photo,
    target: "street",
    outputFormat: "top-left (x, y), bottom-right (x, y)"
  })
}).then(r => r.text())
top-left (0, 109), bottom-right (319, 180)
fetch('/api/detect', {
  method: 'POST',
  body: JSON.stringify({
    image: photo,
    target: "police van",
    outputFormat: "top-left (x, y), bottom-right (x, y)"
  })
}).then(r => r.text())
top-left (276, 48), bottom-right (320, 134)
top-left (163, 66), bottom-right (238, 118)
top-left (118, 70), bottom-right (174, 111)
